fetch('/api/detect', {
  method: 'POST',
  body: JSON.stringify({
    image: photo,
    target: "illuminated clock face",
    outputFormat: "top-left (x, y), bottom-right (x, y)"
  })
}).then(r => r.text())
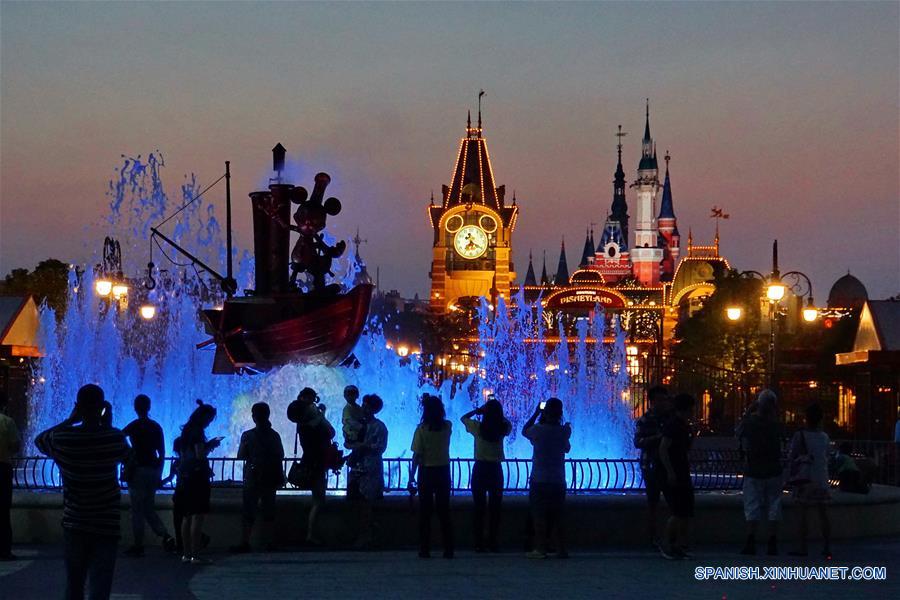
top-left (453, 225), bottom-right (488, 259)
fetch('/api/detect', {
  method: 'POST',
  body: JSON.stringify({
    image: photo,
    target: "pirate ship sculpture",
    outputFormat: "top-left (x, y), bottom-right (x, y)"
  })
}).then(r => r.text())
top-left (152, 144), bottom-right (373, 374)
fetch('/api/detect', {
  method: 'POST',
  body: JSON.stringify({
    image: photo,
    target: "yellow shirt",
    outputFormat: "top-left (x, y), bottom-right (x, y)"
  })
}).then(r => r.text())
top-left (0, 413), bottom-right (21, 464)
top-left (463, 417), bottom-right (511, 462)
top-left (411, 421), bottom-right (451, 467)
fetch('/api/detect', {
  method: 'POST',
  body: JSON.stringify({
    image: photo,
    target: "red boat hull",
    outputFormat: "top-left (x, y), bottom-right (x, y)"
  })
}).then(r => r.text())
top-left (201, 284), bottom-right (373, 374)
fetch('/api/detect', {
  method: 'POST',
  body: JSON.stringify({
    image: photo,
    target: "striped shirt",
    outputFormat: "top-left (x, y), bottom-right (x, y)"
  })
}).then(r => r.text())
top-left (35, 424), bottom-right (130, 538)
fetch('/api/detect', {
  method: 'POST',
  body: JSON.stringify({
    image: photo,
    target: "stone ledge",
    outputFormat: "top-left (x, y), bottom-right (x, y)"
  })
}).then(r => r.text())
top-left (12, 485), bottom-right (900, 548)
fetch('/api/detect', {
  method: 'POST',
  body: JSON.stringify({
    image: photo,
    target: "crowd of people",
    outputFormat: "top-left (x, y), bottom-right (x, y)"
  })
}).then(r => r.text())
top-left (636, 386), bottom-right (840, 561)
top-left (0, 382), bottom-right (880, 598)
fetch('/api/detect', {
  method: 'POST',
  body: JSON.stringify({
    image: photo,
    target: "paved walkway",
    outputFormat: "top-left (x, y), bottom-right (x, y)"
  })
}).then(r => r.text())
top-left (3, 539), bottom-right (898, 599)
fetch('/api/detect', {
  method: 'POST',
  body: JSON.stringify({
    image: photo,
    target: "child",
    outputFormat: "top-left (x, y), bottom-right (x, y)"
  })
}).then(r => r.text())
top-left (342, 386), bottom-right (365, 467)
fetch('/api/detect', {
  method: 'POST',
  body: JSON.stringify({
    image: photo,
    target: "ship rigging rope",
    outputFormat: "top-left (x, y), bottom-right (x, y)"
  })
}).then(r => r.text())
top-left (151, 234), bottom-right (193, 268)
top-left (149, 170), bottom-right (226, 269)
top-left (155, 172), bottom-right (226, 229)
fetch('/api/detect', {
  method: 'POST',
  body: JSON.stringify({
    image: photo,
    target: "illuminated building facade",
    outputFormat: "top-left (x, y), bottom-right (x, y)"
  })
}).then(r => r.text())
top-left (428, 110), bottom-right (518, 313)
top-left (520, 102), bottom-right (728, 349)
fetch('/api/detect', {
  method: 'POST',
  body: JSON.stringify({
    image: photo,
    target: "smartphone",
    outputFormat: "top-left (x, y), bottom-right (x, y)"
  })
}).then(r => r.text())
top-left (539, 401), bottom-right (547, 410)
top-left (487, 394), bottom-right (496, 402)
top-left (212, 436), bottom-right (224, 443)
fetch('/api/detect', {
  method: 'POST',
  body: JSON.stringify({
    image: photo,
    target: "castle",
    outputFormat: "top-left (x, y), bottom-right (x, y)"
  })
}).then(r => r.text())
top-left (427, 101), bottom-right (731, 349)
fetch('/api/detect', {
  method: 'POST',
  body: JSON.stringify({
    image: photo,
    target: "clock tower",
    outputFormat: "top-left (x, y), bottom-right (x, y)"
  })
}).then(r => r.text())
top-left (428, 110), bottom-right (518, 312)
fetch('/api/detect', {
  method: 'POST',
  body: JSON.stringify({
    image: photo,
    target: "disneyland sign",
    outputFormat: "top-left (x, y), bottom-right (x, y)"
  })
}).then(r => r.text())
top-left (546, 288), bottom-right (626, 310)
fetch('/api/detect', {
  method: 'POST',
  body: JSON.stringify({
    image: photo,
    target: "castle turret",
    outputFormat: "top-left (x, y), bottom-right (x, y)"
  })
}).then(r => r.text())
top-left (579, 229), bottom-right (595, 267)
top-left (657, 152), bottom-right (680, 280)
top-left (540, 251), bottom-right (550, 286)
top-left (630, 99), bottom-right (663, 285)
top-left (523, 251), bottom-right (537, 286)
top-left (554, 239), bottom-right (570, 286)
top-left (611, 125), bottom-right (630, 242)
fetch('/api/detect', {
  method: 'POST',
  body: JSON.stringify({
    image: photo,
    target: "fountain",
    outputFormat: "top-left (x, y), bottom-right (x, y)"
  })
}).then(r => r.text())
top-left (28, 152), bottom-right (634, 462)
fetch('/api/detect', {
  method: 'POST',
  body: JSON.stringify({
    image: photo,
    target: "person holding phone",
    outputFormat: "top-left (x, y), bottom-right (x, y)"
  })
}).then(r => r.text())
top-left (174, 400), bottom-right (220, 564)
top-left (460, 395), bottom-right (511, 552)
top-left (522, 397), bottom-right (571, 559)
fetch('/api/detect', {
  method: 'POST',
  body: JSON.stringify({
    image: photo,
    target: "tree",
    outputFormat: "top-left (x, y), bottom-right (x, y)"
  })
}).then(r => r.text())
top-left (673, 270), bottom-right (767, 373)
top-left (0, 259), bottom-right (70, 315)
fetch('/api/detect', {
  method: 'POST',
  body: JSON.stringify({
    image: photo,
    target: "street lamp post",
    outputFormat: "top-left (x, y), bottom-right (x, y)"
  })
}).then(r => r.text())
top-left (725, 239), bottom-right (818, 390)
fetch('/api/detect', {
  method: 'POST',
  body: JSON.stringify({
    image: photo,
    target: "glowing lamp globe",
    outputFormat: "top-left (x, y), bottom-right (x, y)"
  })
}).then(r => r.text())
top-left (139, 304), bottom-right (156, 320)
top-left (94, 279), bottom-right (113, 297)
top-left (396, 345), bottom-right (410, 357)
top-left (802, 299), bottom-right (818, 323)
top-left (726, 307), bottom-right (743, 321)
top-left (766, 282), bottom-right (786, 302)
top-left (112, 284), bottom-right (129, 299)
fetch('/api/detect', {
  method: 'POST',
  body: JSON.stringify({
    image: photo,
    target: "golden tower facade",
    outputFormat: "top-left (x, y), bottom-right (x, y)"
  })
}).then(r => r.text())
top-left (428, 113), bottom-right (518, 313)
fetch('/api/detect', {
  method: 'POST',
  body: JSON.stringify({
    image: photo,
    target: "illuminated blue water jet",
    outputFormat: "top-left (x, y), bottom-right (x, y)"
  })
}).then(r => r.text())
top-left (28, 154), bottom-right (634, 460)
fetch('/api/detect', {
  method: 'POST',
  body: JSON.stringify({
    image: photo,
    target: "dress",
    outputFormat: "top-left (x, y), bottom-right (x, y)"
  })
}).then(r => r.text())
top-left (348, 418), bottom-right (388, 502)
top-left (790, 429), bottom-right (831, 504)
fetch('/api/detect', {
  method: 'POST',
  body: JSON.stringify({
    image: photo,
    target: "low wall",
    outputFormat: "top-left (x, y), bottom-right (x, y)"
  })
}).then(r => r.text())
top-left (13, 486), bottom-right (900, 550)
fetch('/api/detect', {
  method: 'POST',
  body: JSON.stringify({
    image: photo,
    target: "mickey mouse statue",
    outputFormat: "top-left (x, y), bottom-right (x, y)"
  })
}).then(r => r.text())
top-left (288, 172), bottom-right (347, 293)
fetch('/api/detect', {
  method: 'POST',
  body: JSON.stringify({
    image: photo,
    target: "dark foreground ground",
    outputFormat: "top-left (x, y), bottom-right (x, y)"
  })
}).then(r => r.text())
top-left (2, 537), bottom-right (898, 600)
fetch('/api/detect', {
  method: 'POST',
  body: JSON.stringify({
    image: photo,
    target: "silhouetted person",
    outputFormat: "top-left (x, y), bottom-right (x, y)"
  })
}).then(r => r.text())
top-left (342, 385), bottom-right (364, 463)
top-left (736, 389), bottom-right (783, 555)
top-left (410, 394), bottom-right (454, 558)
top-left (0, 391), bottom-right (21, 561)
top-left (174, 400), bottom-right (220, 564)
top-left (461, 396), bottom-right (511, 552)
top-left (834, 442), bottom-right (868, 494)
top-left (634, 385), bottom-right (669, 549)
top-left (789, 403), bottom-right (832, 558)
top-left (894, 413), bottom-right (900, 486)
top-left (346, 394), bottom-right (388, 549)
top-left (523, 397), bottom-right (571, 559)
top-left (293, 387), bottom-right (335, 545)
top-left (659, 393), bottom-right (696, 560)
top-left (122, 394), bottom-right (173, 556)
top-left (231, 402), bottom-right (285, 553)
top-left (35, 384), bottom-right (130, 600)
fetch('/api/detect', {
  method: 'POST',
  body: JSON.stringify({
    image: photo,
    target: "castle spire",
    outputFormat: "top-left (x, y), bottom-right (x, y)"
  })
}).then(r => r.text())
top-left (524, 250), bottom-right (537, 286)
top-left (658, 151), bottom-right (676, 220)
top-left (643, 98), bottom-right (651, 142)
top-left (540, 251), bottom-right (549, 286)
top-left (638, 99), bottom-right (658, 172)
top-left (554, 238), bottom-right (570, 286)
top-left (611, 125), bottom-right (629, 241)
top-left (579, 229), bottom-right (595, 268)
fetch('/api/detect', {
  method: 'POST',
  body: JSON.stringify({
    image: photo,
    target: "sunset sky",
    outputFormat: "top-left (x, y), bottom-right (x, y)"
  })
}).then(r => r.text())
top-left (2, 1), bottom-right (898, 299)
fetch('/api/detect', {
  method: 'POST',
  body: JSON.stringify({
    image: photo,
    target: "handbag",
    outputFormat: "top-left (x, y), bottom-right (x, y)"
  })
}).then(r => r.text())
top-left (786, 431), bottom-right (813, 488)
top-left (323, 442), bottom-right (345, 473)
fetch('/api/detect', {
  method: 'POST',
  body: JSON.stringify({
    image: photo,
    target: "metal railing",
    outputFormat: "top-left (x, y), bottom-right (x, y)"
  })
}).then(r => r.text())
top-left (13, 450), bottom-right (747, 493)
top-left (16, 442), bottom-right (896, 493)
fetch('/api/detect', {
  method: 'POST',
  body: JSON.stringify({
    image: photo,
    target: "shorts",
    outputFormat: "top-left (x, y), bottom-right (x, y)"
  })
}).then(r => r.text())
top-left (642, 467), bottom-right (661, 505)
top-left (662, 479), bottom-right (694, 518)
top-left (242, 486), bottom-right (277, 524)
top-left (742, 475), bottom-right (783, 521)
top-left (177, 475), bottom-right (211, 516)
